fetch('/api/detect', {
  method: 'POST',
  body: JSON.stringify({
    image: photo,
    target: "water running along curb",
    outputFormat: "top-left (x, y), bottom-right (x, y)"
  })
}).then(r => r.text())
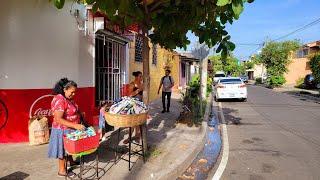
top-left (212, 102), bottom-right (229, 180)
top-left (178, 94), bottom-right (223, 179)
top-left (161, 94), bottom-right (213, 180)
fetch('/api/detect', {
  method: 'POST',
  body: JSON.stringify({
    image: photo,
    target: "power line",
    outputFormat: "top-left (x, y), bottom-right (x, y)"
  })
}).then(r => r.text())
top-left (244, 17), bottom-right (320, 58)
top-left (273, 17), bottom-right (320, 41)
top-left (243, 44), bottom-right (263, 59)
top-left (236, 43), bottom-right (263, 46)
top-left (231, 17), bottom-right (320, 59)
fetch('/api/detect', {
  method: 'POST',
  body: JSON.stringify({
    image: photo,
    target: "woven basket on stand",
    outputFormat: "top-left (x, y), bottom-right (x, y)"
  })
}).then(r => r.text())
top-left (104, 112), bottom-right (148, 127)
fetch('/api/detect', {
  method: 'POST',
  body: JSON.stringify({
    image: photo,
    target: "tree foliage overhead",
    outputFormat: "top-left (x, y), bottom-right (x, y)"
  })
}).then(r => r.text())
top-left (53, 0), bottom-right (254, 55)
top-left (256, 40), bottom-right (300, 87)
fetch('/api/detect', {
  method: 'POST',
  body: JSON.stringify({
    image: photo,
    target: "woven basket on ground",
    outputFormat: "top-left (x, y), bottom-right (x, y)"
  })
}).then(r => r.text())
top-left (104, 112), bottom-right (148, 127)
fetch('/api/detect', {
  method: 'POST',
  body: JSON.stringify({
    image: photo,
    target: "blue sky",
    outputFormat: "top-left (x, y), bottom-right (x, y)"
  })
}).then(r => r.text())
top-left (180, 0), bottom-right (320, 60)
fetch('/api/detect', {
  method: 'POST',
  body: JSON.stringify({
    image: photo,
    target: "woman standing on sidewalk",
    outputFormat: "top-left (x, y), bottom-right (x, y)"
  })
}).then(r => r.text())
top-left (129, 71), bottom-right (144, 101)
top-left (123, 71), bottom-right (144, 144)
top-left (48, 78), bottom-right (85, 177)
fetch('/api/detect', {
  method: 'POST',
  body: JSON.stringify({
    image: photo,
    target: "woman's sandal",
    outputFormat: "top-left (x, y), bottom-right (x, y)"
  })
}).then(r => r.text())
top-left (58, 171), bottom-right (76, 178)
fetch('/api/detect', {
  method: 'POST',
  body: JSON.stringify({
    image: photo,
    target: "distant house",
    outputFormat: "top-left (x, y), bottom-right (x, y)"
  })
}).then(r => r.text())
top-left (246, 63), bottom-right (267, 80)
top-left (178, 53), bottom-right (200, 89)
top-left (284, 40), bottom-right (320, 85)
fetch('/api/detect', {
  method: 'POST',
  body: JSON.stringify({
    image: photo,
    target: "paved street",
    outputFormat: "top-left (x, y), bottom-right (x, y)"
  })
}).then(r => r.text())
top-left (218, 85), bottom-right (320, 180)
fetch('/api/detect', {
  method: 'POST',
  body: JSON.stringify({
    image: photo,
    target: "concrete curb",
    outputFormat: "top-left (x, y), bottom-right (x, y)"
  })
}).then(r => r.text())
top-left (272, 87), bottom-right (320, 102)
top-left (297, 93), bottom-right (320, 102)
top-left (281, 90), bottom-right (320, 102)
top-left (159, 94), bottom-right (213, 180)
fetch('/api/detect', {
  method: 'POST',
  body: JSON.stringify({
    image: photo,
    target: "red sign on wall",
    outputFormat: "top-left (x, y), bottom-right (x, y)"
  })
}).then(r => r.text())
top-left (0, 87), bottom-right (97, 143)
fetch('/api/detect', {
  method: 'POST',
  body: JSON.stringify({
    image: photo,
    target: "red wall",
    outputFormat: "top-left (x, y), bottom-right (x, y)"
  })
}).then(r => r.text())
top-left (0, 87), bottom-right (98, 143)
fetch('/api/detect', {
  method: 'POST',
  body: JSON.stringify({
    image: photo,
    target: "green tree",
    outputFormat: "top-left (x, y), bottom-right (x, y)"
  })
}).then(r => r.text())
top-left (209, 54), bottom-right (241, 76)
top-left (257, 40), bottom-right (300, 88)
top-left (209, 55), bottom-right (224, 73)
top-left (309, 53), bottom-right (320, 84)
top-left (52, 0), bottom-right (254, 103)
top-left (243, 61), bottom-right (254, 70)
top-left (223, 56), bottom-right (240, 75)
top-left (238, 62), bottom-right (246, 75)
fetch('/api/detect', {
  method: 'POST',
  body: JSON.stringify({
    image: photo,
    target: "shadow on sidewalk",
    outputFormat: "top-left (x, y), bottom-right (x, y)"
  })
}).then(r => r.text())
top-left (0, 171), bottom-right (29, 180)
top-left (146, 96), bottom-right (181, 146)
top-left (123, 96), bottom-right (184, 179)
top-left (77, 95), bottom-right (184, 178)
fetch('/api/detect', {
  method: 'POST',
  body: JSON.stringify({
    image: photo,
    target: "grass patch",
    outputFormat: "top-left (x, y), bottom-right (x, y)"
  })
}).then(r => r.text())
top-left (145, 145), bottom-right (162, 160)
top-left (295, 77), bottom-right (305, 88)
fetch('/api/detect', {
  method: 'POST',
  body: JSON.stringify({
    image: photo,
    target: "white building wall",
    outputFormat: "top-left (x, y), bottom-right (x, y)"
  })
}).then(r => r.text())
top-left (0, 0), bottom-right (94, 89)
top-left (252, 64), bottom-right (267, 79)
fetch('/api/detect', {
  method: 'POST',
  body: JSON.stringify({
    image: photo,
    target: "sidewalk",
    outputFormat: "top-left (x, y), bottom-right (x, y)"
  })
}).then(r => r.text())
top-left (0, 93), bottom-right (208, 180)
top-left (273, 86), bottom-right (320, 103)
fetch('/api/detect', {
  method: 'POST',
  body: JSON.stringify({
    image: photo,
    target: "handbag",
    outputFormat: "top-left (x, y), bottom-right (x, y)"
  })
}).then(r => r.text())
top-left (67, 98), bottom-right (89, 128)
top-left (79, 112), bottom-right (90, 128)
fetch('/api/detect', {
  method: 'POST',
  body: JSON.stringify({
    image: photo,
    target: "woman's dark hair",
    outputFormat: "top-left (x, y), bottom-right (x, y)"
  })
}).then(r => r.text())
top-left (53, 78), bottom-right (77, 95)
top-left (165, 69), bottom-right (171, 73)
top-left (132, 71), bottom-right (142, 77)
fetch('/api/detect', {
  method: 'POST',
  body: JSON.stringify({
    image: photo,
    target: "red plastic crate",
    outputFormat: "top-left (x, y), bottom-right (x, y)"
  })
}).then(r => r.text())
top-left (63, 133), bottom-right (100, 154)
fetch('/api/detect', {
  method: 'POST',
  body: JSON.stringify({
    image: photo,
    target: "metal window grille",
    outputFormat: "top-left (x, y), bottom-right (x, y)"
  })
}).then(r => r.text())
top-left (152, 44), bottom-right (157, 65)
top-left (95, 34), bottom-right (127, 106)
top-left (135, 35), bottom-right (143, 62)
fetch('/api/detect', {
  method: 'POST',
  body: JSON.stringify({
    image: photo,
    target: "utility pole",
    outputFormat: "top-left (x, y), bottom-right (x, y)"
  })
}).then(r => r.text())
top-left (191, 43), bottom-right (209, 117)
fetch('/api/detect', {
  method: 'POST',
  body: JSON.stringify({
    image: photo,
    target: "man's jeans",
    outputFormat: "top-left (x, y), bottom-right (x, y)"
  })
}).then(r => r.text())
top-left (162, 92), bottom-right (172, 111)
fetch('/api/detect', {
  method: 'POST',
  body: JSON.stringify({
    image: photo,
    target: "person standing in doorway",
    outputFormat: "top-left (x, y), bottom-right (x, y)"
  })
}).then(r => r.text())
top-left (158, 69), bottom-right (174, 113)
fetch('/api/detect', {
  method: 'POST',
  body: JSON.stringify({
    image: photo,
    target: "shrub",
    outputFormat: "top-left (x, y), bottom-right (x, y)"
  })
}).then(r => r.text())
top-left (309, 54), bottom-right (320, 84)
top-left (295, 77), bottom-right (304, 88)
top-left (188, 74), bottom-right (213, 96)
top-left (267, 75), bottom-right (286, 88)
top-left (188, 75), bottom-right (200, 97)
top-left (206, 77), bottom-right (213, 97)
top-left (179, 74), bottom-right (210, 125)
top-left (255, 77), bottom-right (262, 84)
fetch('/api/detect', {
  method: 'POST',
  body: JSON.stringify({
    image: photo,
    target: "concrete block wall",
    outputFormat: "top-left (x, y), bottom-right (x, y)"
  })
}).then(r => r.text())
top-left (285, 58), bottom-right (311, 85)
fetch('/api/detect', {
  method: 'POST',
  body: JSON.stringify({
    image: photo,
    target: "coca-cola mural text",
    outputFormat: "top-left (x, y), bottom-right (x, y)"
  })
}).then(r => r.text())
top-left (29, 94), bottom-right (54, 126)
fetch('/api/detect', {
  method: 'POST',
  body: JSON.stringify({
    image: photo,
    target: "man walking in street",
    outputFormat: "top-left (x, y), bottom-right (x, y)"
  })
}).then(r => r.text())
top-left (158, 69), bottom-right (174, 113)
